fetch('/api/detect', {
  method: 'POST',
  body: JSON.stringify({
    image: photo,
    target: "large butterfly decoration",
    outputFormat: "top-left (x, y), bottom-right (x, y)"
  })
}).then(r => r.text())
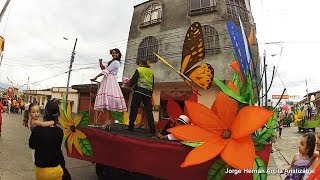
top-left (154, 22), bottom-right (214, 90)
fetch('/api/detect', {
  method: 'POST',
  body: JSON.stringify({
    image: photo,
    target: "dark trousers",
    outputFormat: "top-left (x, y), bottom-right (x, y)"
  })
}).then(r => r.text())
top-left (129, 93), bottom-right (155, 133)
top-left (308, 109), bottom-right (312, 119)
top-left (279, 128), bottom-right (282, 137)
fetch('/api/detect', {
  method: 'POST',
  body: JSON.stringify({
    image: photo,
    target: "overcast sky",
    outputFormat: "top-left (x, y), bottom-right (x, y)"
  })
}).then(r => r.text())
top-left (0, 0), bottom-right (319, 100)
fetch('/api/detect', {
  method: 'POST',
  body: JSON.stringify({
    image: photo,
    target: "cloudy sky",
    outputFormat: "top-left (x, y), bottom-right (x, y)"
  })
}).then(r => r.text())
top-left (0, 0), bottom-right (319, 100)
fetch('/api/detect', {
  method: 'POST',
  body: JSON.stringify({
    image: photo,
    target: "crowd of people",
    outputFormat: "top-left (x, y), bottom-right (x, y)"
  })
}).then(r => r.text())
top-left (1, 97), bottom-right (26, 114)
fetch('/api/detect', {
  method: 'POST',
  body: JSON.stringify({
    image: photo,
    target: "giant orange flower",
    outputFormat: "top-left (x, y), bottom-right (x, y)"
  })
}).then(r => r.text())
top-left (168, 82), bottom-right (273, 170)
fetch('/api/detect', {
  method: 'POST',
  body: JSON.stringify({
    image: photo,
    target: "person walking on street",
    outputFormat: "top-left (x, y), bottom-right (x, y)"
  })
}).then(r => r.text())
top-left (0, 102), bottom-right (5, 137)
top-left (7, 99), bottom-right (11, 114)
top-left (128, 59), bottom-right (156, 134)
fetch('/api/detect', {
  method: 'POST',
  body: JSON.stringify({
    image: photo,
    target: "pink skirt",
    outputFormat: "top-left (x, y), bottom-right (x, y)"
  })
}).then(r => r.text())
top-left (94, 74), bottom-right (127, 112)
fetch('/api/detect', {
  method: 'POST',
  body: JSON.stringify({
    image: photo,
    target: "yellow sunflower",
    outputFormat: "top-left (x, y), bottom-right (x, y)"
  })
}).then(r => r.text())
top-left (59, 102), bottom-right (87, 155)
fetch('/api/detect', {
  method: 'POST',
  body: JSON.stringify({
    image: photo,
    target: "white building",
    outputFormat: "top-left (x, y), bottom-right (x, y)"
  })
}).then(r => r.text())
top-left (23, 87), bottom-right (79, 113)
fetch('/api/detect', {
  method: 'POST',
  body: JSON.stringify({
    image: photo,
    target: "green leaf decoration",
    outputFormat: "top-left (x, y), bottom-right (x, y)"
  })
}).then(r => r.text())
top-left (213, 77), bottom-right (248, 104)
top-left (77, 111), bottom-right (90, 128)
top-left (253, 156), bottom-right (267, 180)
top-left (255, 112), bottom-right (278, 144)
top-left (112, 111), bottom-right (124, 123)
top-left (232, 72), bottom-right (243, 91)
top-left (181, 141), bottom-right (204, 147)
top-left (240, 72), bottom-right (254, 105)
top-left (207, 158), bottom-right (230, 180)
top-left (254, 142), bottom-right (265, 151)
top-left (61, 94), bottom-right (67, 117)
top-left (78, 138), bottom-right (94, 156)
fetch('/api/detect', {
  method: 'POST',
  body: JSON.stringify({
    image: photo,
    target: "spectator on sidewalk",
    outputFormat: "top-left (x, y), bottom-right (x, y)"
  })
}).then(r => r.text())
top-left (284, 133), bottom-right (316, 180)
top-left (278, 119), bottom-right (284, 138)
top-left (29, 103), bottom-right (64, 180)
top-left (302, 132), bottom-right (320, 180)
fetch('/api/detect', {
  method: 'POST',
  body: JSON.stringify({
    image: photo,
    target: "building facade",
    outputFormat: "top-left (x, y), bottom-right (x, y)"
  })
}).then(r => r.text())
top-left (23, 87), bottom-right (79, 113)
top-left (123, 0), bottom-right (260, 121)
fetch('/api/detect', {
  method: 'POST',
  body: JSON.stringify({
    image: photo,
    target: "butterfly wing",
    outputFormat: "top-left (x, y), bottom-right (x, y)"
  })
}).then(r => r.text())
top-left (180, 22), bottom-right (205, 74)
top-left (185, 63), bottom-right (214, 89)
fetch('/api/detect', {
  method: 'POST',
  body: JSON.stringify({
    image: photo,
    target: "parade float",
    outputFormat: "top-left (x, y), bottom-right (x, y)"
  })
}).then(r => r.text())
top-left (60, 21), bottom-right (275, 180)
top-left (6, 86), bottom-right (18, 100)
top-left (294, 107), bottom-right (320, 132)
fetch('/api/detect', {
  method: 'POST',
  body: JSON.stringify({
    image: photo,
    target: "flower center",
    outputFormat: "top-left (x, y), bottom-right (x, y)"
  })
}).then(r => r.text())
top-left (70, 125), bottom-right (76, 133)
top-left (222, 129), bottom-right (231, 139)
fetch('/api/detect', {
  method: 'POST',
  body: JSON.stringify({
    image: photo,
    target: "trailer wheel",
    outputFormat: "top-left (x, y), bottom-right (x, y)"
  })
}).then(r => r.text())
top-left (311, 128), bottom-right (316, 132)
top-left (96, 163), bottom-right (117, 180)
top-left (95, 163), bottom-right (106, 180)
top-left (298, 127), bottom-right (302, 132)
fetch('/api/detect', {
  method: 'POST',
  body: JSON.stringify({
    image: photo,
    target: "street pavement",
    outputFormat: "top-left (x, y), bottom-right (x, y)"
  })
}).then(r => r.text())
top-left (0, 113), bottom-right (310, 180)
top-left (0, 113), bottom-right (98, 180)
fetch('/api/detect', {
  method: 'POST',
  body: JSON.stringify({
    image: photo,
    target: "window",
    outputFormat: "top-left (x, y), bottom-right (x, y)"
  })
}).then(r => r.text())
top-left (226, 0), bottom-right (249, 23)
top-left (140, 3), bottom-right (162, 27)
top-left (137, 36), bottom-right (159, 64)
top-left (189, 0), bottom-right (218, 16)
top-left (202, 25), bottom-right (220, 55)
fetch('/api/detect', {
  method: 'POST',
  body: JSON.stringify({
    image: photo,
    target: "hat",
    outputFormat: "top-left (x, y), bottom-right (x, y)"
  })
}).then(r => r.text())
top-left (44, 101), bottom-right (60, 121)
top-left (177, 115), bottom-right (190, 125)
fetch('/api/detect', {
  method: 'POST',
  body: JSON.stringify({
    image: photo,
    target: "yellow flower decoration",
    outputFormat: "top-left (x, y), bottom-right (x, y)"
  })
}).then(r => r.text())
top-left (59, 102), bottom-right (87, 155)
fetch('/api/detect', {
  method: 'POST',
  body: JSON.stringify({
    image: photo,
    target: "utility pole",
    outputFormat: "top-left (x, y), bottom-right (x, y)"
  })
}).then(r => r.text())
top-left (65, 38), bottom-right (77, 102)
top-left (27, 76), bottom-right (30, 90)
top-left (0, 54), bottom-right (3, 67)
top-left (264, 51), bottom-right (268, 107)
top-left (305, 78), bottom-right (309, 103)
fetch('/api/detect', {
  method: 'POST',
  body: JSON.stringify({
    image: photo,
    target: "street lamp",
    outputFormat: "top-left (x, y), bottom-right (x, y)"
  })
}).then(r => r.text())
top-left (64, 38), bottom-right (78, 102)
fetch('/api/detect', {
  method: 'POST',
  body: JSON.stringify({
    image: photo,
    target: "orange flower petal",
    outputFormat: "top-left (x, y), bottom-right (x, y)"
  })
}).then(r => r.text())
top-left (221, 136), bottom-right (255, 170)
top-left (211, 81), bottom-right (238, 128)
top-left (229, 61), bottom-right (244, 81)
top-left (230, 106), bottom-right (273, 139)
top-left (168, 125), bottom-right (219, 142)
top-left (185, 101), bottom-right (225, 132)
top-left (181, 141), bottom-right (227, 167)
top-left (229, 61), bottom-right (241, 74)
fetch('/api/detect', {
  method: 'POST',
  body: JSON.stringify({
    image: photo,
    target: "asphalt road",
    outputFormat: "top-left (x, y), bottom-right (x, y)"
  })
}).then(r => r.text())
top-left (0, 113), bottom-right (98, 180)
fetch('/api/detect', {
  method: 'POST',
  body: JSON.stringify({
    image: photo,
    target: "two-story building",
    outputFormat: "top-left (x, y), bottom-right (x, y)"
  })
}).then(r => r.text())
top-left (123, 0), bottom-right (260, 121)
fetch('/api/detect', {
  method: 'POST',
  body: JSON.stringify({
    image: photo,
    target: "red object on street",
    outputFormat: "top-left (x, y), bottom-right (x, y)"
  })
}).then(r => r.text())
top-left (68, 127), bottom-right (271, 180)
